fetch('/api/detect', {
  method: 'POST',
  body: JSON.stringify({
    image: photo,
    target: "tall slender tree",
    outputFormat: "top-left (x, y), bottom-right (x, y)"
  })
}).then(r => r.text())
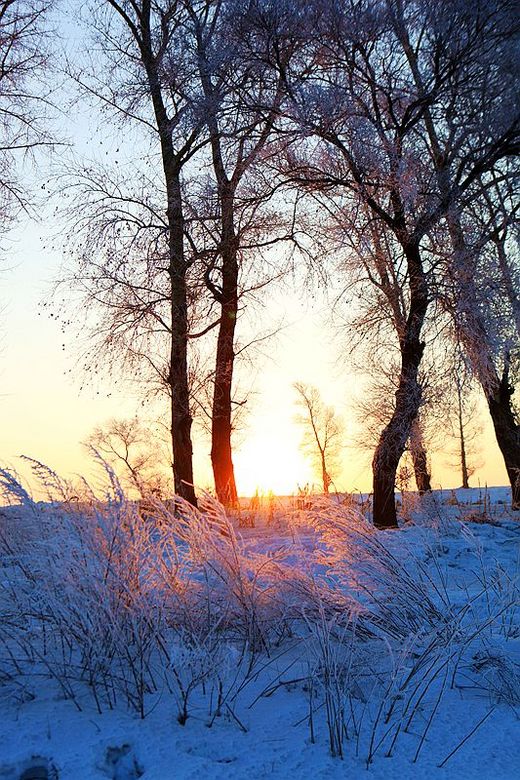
top-left (71, 0), bottom-right (217, 503)
top-left (65, 1), bottom-right (301, 506)
top-left (187, 0), bottom-right (297, 506)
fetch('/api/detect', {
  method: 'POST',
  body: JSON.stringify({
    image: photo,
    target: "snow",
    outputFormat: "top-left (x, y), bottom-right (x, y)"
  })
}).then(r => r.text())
top-left (0, 485), bottom-right (519, 779)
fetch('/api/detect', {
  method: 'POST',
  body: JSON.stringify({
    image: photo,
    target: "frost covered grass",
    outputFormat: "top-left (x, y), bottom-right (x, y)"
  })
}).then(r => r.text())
top-left (0, 463), bottom-right (519, 778)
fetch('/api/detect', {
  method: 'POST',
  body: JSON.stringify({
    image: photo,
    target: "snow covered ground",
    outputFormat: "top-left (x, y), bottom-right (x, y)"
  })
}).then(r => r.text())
top-left (0, 480), bottom-right (519, 779)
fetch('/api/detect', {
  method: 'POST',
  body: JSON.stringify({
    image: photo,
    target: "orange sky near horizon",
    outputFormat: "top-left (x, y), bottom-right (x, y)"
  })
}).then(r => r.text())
top-left (0, 218), bottom-right (510, 502)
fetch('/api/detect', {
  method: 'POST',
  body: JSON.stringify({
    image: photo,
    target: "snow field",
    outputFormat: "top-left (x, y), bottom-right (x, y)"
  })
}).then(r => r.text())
top-left (0, 464), bottom-right (519, 778)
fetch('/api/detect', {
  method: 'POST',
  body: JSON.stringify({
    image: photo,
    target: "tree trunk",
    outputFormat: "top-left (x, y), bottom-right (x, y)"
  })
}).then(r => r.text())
top-left (168, 176), bottom-right (196, 505)
top-left (169, 276), bottom-right (196, 504)
top-left (137, 12), bottom-right (197, 506)
top-left (411, 445), bottom-right (431, 494)
top-left (459, 427), bottom-right (470, 489)
top-left (211, 229), bottom-right (239, 507)
top-left (409, 419), bottom-right (432, 494)
top-left (456, 380), bottom-right (470, 488)
top-left (485, 365), bottom-right (520, 509)
top-left (321, 452), bottom-right (330, 494)
top-left (103, 2), bottom-right (199, 506)
top-left (194, 22), bottom-right (283, 509)
top-left (194, 39), bottom-right (240, 507)
top-left (372, 242), bottom-right (428, 528)
top-left (372, 362), bottom-right (424, 527)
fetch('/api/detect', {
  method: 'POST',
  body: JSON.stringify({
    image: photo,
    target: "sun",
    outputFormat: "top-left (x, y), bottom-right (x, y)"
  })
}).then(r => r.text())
top-left (234, 432), bottom-right (313, 496)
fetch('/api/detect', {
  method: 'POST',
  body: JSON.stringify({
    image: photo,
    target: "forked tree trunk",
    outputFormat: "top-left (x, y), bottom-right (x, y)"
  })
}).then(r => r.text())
top-left (195, 25), bottom-right (284, 508)
top-left (372, 242), bottom-right (428, 528)
top-left (485, 365), bottom-right (520, 509)
top-left (193, 36), bottom-right (240, 507)
top-left (372, 363), bottom-right (424, 527)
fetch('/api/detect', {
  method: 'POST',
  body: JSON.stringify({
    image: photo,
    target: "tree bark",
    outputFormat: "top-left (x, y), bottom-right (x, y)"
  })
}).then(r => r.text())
top-left (211, 193), bottom-right (239, 507)
top-left (195, 33), bottom-right (240, 507)
top-left (190, 26), bottom-right (239, 506)
top-left (193, 12), bottom-right (285, 507)
top-left (409, 418), bottom-right (432, 494)
top-left (137, 3), bottom-right (196, 505)
top-left (485, 364), bottom-right (520, 509)
top-left (372, 359), bottom-right (424, 527)
top-left (169, 242), bottom-right (196, 504)
top-left (372, 241), bottom-right (428, 528)
top-left (460, 436), bottom-right (470, 489)
top-left (321, 452), bottom-right (331, 494)
top-left (411, 446), bottom-right (432, 495)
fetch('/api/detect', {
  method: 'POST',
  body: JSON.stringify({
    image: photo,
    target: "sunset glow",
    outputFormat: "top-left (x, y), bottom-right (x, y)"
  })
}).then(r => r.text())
top-left (1, 1), bottom-right (518, 775)
top-left (234, 433), bottom-right (314, 497)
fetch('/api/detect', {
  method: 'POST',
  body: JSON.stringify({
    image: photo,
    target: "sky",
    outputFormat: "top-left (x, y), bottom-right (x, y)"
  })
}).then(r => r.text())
top-left (0, 217), bottom-right (508, 500)
top-left (0, 3), bottom-right (510, 501)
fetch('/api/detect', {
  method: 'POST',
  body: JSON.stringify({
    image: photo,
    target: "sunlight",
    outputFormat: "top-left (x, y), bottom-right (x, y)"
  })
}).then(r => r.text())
top-left (234, 433), bottom-right (314, 497)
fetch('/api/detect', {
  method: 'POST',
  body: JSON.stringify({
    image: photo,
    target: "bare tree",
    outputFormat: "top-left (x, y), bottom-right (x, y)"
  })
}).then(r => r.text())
top-left (428, 343), bottom-right (482, 490)
top-left (0, 0), bottom-right (53, 232)
top-left (86, 416), bottom-right (171, 498)
top-left (417, 148), bottom-right (517, 504)
top-left (186, 0), bottom-right (300, 507)
top-left (353, 352), bottom-right (433, 495)
top-left (451, 374), bottom-right (480, 491)
top-left (272, 0), bottom-right (519, 526)
top-left (336, 204), bottom-right (437, 496)
top-left (440, 181), bottom-right (520, 503)
top-left (64, 0), bottom-right (220, 504)
top-left (63, 1), bottom-right (302, 508)
top-left (294, 382), bottom-right (343, 494)
top-left (392, 0), bottom-right (520, 507)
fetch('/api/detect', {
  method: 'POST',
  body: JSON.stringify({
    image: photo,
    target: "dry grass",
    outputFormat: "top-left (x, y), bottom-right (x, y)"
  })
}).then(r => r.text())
top-left (0, 461), bottom-right (518, 766)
